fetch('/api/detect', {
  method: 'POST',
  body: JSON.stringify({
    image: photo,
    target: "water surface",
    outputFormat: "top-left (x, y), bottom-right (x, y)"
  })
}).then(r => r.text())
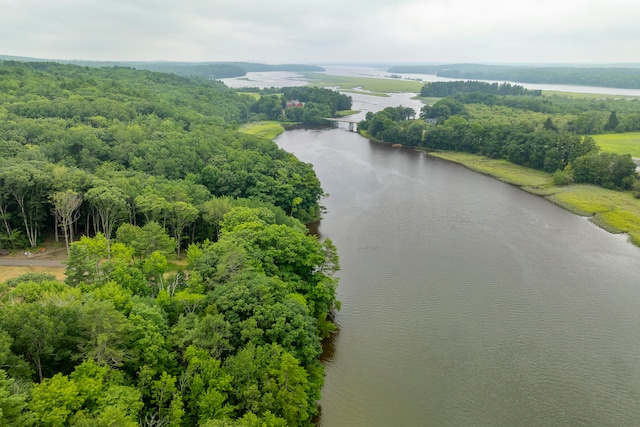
top-left (276, 126), bottom-right (640, 426)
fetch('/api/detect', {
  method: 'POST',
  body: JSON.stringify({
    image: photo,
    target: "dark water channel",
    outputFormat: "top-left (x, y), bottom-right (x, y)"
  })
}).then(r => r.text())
top-left (275, 128), bottom-right (640, 426)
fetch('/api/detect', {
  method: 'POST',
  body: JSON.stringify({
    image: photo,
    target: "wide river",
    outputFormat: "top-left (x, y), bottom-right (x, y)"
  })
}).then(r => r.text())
top-left (274, 101), bottom-right (640, 425)
top-left (224, 66), bottom-right (640, 425)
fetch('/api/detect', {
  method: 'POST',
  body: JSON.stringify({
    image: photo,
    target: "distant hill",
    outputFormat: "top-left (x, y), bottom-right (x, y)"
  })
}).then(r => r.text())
top-left (387, 63), bottom-right (640, 90)
top-left (0, 55), bottom-right (324, 79)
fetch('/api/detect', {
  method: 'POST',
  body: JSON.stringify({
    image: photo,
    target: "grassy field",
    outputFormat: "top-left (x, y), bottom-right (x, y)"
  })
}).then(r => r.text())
top-left (541, 90), bottom-right (640, 99)
top-left (428, 151), bottom-right (640, 247)
top-left (335, 110), bottom-right (361, 117)
top-left (236, 92), bottom-right (261, 100)
top-left (0, 256), bottom-right (189, 284)
top-left (593, 132), bottom-right (640, 157)
top-left (302, 72), bottom-right (424, 95)
top-left (239, 121), bottom-right (285, 140)
top-left (0, 265), bottom-right (66, 282)
top-left (429, 152), bottom-right (554, 190)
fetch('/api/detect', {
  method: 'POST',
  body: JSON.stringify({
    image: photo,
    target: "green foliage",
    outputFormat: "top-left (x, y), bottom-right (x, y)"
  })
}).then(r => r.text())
top-left (0, 60), bottom-right (325, 247)
top-left (633, 180), bottom-right (640, 199)
top-left (605, 111), bottom-right (620, 132)
top-left (0, 369), bottom-right (34, 426)
top-left (362, 91), bottom-right (638, 191)
top-left (420, 80), bottom-right (541, 97)
top-left (224, 343), bottom-right (313, 425)
top-left (389, 63), bottom-right (640, 90)
top-left (552, 170), bottom-right (575, 186)
top-left (29, 373), bottom-right (83, 426)
top-left (571, 152), bottom-right (637, 190)
top-left (116, 221), bottom-right (177, 259)
top-left (0, 60), bottom-right (339, 426)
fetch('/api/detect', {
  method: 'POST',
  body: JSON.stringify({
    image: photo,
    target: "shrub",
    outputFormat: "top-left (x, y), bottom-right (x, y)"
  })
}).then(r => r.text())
top-left (553, 170), bottom-right (574, 186)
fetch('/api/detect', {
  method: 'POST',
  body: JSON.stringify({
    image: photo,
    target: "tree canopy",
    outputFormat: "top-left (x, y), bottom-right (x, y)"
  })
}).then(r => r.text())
top-left (359, 83), bottom-right (639, 191)
top-left (0, 60), bottom-right (341, 425)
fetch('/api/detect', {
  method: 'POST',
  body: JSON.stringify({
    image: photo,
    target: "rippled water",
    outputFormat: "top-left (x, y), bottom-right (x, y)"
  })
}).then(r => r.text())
top-left (276, 128), bottom-right (640, 426)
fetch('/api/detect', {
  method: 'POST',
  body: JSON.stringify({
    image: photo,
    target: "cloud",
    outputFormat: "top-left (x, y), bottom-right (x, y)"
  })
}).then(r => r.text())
top-left (0, 0), bottom-right (638, 64)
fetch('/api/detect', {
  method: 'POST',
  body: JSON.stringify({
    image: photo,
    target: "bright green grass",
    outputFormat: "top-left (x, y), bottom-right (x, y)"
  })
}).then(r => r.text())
top-left (429, 152), bottom-right (554, 189)
top-left (428, 151), bottom-right (640, 247)
top-left (335, 110), bottom-right (360, 117)
top-left (593, 132), bottom-right (640, 157)
top-left (541, 90), bottom-right (639, 99)
top-left (302, 72), bottom-right (424, 94)
top-left (549, 185), bottom-right (640, 245)
top-left (238, 121), bottom-right (285, 140)
top-left (237, 92), bottom-right (261, 100)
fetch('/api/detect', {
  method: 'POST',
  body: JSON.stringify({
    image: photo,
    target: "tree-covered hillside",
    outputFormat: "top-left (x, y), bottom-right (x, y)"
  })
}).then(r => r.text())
top-left (359, 81), bottom-right (639, 191)
top-left (0, 56), bottom-right (326, 79)
top-left (0, 61), bottom-right (340, 425)
top-left (388, 64), bottom-right (640, 90)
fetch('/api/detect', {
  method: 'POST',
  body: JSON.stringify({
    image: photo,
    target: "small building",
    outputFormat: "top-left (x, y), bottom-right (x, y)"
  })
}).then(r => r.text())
top-left (286, 99), bottom-right (304, 108)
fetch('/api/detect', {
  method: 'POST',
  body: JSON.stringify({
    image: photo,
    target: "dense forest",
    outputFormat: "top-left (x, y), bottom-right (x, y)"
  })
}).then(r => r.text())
top-left (0, 56), bottom-right (325, 79)
top-left (247, 87), bottom-right (353, 124)
top-left (420, 81), bottom-right (541, 97)
top-left (388, 64), bottom-right (640, 90)
top-left (359, 81), bottom-right (639, 191)
top-left (0, 60), bottom-right (340, 426)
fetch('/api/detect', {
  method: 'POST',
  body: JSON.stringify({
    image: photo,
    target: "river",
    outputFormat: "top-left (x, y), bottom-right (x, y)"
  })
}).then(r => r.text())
top-left (222, 64), bottom-right (640, 97)
top-left (276, 125), bottom-right (640, 426)
top-left (226, 68), bottom-right (640, 425)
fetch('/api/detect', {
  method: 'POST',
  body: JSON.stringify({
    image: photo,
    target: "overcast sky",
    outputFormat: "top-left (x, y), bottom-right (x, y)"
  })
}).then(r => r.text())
top-left (1, 0), bottom-right (639, 65)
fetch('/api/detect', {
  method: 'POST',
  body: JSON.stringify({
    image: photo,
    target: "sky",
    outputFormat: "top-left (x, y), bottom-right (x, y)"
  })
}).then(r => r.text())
top-left (1, 0), bottom-right (639, 65)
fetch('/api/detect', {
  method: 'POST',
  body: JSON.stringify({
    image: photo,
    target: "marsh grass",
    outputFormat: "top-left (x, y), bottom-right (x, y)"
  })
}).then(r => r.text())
top-left (541, 90), bottom-right (639, 99)
top-left (429, 151), bottom-right (640, 247)
top-left (429, 152), bottom-right (554, 188)
top-left (302, 73), bottom-right (423, 94)
top-left (239, 121), bottom-right (285, 140)
top-left (593, 132), bottom-right (640, 157)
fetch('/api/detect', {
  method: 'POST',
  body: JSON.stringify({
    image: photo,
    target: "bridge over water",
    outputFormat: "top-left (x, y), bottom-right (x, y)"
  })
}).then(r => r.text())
top-left (325, 117), bottom-right (360, 132)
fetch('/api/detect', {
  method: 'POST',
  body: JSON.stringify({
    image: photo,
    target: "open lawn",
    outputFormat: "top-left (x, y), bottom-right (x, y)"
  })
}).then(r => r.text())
top-left (428, 151), bottom-right (640, 247)
top-left (593, 132), bottom-right (640, 157)
top-left (302, 72), bottom-right (423, 95)
top-left (237, 92), bottom-right (261, 100)
top-left (0, 265), bottom-right (66, 282)
top-left (239, 121), bottom-right (285, 140)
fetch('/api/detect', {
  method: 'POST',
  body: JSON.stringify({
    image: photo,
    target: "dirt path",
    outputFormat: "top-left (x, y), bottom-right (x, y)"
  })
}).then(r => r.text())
top-left (0, 258), bottom-right (65, 267)
top-left (0, 247), bottom-right (67, 268)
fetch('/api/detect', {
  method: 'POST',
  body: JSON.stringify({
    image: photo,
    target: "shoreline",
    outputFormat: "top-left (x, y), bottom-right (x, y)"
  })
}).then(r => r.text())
top-left (426, 150), bottom-right (640, 248)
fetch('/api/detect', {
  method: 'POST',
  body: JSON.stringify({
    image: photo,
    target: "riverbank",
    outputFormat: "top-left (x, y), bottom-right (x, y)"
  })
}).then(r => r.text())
top-left (428, 151), bottom-right (640, 247)
top-left (238, 121), bottom-right (285, 140)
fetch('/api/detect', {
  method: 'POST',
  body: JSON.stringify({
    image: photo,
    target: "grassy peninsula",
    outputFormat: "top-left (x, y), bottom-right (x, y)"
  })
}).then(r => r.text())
top-left (238, 120), bottom-right (285, 140)
top-left (303, 72), bottom-right (423, 95)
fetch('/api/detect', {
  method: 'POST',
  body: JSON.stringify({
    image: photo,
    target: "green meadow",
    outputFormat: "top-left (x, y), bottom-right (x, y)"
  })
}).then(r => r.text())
top-left (593, 132), bottom-right (640, 157)
top-left (335, 109), bottom-right (361, 117)
top-left (302, 72), bottom-right (424, 95)
top-left (239, 121), bottom-right (285, 140)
